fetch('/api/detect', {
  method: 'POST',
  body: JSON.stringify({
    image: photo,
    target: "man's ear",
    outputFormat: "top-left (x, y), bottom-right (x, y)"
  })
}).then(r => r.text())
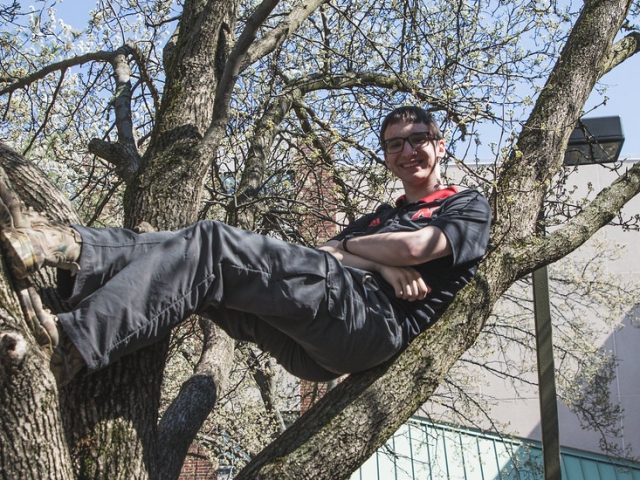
top-left (436, 138), bottom-right (446, 158)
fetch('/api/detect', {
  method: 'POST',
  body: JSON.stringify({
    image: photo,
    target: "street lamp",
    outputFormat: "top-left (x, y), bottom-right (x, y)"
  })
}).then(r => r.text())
top-left (563, 116), bottom-right (625, 166)
top-left (535, 115), bottom-right (625, 480)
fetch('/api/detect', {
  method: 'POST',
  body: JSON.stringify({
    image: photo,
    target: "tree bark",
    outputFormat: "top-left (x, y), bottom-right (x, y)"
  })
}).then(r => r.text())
top-left (126, 0), bottom-right (240, 229)
top-left (0, 150), bottom-right (75, 479)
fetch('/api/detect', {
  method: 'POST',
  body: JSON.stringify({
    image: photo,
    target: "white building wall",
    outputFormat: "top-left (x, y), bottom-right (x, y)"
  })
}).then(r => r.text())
top-left (451, 161), bottom-right (640, 457)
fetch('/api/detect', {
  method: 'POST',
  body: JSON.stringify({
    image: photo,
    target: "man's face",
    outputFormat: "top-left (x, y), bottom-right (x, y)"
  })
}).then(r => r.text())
top-left (383, 120), bottom-right (445, 190)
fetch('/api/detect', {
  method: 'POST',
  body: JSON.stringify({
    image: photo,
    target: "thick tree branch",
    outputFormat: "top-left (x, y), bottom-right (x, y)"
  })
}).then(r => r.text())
top-left (87, 139), bottom-right (141, 182)
top-left (157, 318), bottom-right (234, 480)
top-left (241, 0), bottom-right (330, 70)
top-left (494, 0), bottom-right (633, 242)
top-left (88, 45), bottom-right (150, 181)
top-left (288, 72), bottom-right (467, 130)
top-left (600, 31), bottom-right (640, 76)
top-left (517, 162), bottom-right (640, 276)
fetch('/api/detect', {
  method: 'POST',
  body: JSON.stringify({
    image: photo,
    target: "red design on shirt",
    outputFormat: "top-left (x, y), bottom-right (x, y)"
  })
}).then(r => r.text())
top-left (395, 185), bottom-right (459, 207)
top-left (411, 208), bottom-right (433, 220)
top-left (368, 217), bottom-right (381, 227)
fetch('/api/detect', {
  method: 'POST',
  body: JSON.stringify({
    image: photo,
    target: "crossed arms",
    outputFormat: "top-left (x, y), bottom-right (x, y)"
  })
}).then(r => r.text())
top-left (318, 226), bottom-right (451, 302)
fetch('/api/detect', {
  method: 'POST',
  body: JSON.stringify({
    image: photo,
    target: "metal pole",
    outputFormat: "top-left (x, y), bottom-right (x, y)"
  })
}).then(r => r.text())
top-left (532, 265), bottom-right (562, 479)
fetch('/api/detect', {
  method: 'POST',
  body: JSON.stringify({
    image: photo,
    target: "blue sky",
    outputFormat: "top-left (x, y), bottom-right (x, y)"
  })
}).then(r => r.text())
top-left (583, 55), bottom-right (638, 160)
top-left (52, 1), bottom-right (639, 160)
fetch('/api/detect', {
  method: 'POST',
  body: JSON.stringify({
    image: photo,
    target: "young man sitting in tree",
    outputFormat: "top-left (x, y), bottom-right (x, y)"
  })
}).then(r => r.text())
top-left (0, 106), bottom-right (491, 385)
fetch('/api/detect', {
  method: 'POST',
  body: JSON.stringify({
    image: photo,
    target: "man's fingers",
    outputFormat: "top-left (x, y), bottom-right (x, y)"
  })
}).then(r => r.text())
top-left (398, 276), bottom-right (431, 301)
top-left (407, 280), bottom-right (419, 300)
top-left (417, 277), bottom-right (431, 297)
top-left (381, 265), bottom-right (430, 301)
top-left (398, 280), bottom-right (418, 300)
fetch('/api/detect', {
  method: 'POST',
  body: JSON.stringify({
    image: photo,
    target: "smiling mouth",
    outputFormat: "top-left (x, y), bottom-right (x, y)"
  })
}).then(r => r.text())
top-left (400, 159), bottom-right (423, 168)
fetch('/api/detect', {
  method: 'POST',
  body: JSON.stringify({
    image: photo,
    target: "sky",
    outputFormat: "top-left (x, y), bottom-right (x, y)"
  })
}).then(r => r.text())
top-left (51, 1), bottom-right (639, 160)
top-left (583, 56), bottom-right (639, 160)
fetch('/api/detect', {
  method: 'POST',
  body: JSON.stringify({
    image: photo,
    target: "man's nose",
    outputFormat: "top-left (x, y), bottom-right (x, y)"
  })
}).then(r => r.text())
top-left (401, 139), bottom-right (417, 154)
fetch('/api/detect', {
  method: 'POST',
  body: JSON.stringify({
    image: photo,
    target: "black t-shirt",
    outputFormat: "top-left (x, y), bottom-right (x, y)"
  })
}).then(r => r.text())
top-left (332, 186), bottom-right (491, 342)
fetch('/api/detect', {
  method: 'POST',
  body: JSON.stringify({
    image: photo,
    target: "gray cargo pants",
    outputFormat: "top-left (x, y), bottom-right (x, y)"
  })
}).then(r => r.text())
top-left (56, 221), bottom-right (404, 381)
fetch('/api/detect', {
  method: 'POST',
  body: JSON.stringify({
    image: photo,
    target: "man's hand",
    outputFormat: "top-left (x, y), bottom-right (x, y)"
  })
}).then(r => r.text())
top-left (378, 265), bottom-right (430, 301)
top-left (317, 244), bottom-right (343, 260)
top-left (318, 243), bottom-right (431, 301)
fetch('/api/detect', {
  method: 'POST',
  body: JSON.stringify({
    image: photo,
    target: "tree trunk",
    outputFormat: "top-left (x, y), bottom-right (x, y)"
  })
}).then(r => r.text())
top-left (1, 0), bottom-right (241, 476)
top-left (0, 148), bottom-right (76, 479)
top-left (125, 0), bottom-right (239, 229)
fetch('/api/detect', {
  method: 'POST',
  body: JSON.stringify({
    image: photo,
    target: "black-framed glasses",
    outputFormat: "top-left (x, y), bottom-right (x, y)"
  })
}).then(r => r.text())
top-left (382, 132), bottom-right (437, 154)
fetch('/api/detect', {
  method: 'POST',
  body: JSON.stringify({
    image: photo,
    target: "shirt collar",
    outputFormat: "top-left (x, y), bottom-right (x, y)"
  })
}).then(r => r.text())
top-left (395, 185), bottom-right (459, 207)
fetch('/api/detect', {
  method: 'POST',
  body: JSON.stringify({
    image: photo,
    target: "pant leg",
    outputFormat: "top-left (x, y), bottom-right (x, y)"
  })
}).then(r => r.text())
top-left (57, 220), bottom-right (404, 374)
top-left (63, 223), bottom-right (340, 380)
top-left (205, 308), bottom-right (340, 382)
top-left (58, 226), bottom-right (175, 306)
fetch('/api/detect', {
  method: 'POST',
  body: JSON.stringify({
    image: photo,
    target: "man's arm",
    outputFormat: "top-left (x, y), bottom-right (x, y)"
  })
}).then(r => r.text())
top-left (318, 238), bottom-right (434, 301)
top-left (325, 226), bottom-right (451, 267)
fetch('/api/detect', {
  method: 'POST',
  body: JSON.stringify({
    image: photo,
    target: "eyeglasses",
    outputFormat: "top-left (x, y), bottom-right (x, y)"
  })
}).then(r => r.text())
top-left (382, 132), bottom-right (438, 154)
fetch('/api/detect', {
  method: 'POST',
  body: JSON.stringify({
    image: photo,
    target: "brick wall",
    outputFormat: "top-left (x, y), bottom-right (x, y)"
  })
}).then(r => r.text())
top-left (179, 443), bottom-right (217, 480)
top-left (297, 140), bottom-right (343, 415)
top-left (300, 380), bottom-right (330, 414)
top-left (294, 140), bottom-right (341, 244)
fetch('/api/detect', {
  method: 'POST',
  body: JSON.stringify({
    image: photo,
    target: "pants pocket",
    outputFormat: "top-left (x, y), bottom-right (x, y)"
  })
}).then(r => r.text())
top-left (325, 254), bottom-right (350, 321)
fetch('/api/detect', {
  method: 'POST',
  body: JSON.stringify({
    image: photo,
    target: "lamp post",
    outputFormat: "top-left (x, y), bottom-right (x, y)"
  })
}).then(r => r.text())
top-left (534, 116), bottom-right (624, 480)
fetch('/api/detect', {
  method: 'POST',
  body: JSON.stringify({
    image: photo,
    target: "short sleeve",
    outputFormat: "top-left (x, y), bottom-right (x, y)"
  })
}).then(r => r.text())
top-left (429, 190), bottom-right (491, 267)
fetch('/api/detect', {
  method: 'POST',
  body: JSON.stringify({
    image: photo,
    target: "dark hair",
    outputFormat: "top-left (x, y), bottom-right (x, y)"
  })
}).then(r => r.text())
top-left (379, 106), bottom-right (443, 144)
